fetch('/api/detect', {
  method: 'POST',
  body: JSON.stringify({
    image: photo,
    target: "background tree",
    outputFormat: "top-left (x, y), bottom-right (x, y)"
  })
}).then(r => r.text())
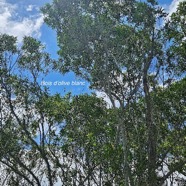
top-left (166, 1), bottom-right (186, 74)
top-left (154, 78), bottom-right (186, 185)
top-left (0, 34), bottom-right (120, 185)
top-left (0, 34), bottom-right (57, 186)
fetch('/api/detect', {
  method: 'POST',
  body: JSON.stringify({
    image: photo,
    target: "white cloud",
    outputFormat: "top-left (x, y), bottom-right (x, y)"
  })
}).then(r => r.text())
top-left (0, 0), bottom-right (43, 42)
top-left (26, 5), bottom-right (35, 12)
top-left (96, 91), bottom-right (120, 108)
top-left (168, 0), bottom-right (185, 15)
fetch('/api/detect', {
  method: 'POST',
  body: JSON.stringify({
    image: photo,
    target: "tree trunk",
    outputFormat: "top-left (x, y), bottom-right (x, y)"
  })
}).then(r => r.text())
top-left (143, 67), bottom-right (157, 186)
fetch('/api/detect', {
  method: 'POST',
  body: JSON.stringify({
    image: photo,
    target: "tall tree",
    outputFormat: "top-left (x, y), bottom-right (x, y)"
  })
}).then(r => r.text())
top-left (0, 34), bottom-right (56, 186)
top-left (0, 1), bottom-right (185, 185)
top-left (0, 34), bottom-right (119, 185)
top-left (42, 0), bottom-right (159, 185)
top-left (42, 0), bottom-right (185, 185)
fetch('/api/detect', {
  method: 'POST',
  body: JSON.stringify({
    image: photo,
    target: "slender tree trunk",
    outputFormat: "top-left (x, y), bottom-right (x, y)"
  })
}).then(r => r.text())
top-left (143, 66), bottom-right (157, 186)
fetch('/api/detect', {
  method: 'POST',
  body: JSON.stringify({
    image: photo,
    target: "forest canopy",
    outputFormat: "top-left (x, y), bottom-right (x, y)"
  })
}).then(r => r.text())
top-left (0, 0), bottom-right (186, 185)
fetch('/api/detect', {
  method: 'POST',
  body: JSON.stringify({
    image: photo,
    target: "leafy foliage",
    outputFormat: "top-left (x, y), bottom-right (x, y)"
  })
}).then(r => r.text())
top-left (0, 0), bottom-right (185, 185)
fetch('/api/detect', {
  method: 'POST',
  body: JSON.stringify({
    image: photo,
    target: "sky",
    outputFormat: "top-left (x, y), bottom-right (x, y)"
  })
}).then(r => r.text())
top-left (0, 0), bottom-right (184, 96)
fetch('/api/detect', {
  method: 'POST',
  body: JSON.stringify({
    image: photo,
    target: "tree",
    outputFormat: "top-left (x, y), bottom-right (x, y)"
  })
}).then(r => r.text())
top-left (42, 0), bottom-right (186, 185)
top-left (154, 78), bottom-right (186, 185)
top-left (166, 1), bottom-right (186, 74)
top-left (0, 34), bottom-right (57, 186)
top-left (0, 1), bottom-right (185, 185)
top-left (0, 34), bottom-right (120, 185)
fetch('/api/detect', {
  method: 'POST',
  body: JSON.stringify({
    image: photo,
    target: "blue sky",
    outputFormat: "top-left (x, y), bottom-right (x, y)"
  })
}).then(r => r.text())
top-left (0, 0), bottom-right (91, 95)
top-left (0, 0), bottom-right (183, 95)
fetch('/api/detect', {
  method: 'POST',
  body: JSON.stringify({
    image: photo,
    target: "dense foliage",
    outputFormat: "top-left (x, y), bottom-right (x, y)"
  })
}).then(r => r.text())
top-left (0, 0), bottom-right (186, 186)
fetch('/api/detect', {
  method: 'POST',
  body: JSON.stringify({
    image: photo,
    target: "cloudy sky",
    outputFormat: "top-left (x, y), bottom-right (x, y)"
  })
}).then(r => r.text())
top-left (0, 0), bottom-right (183, 95)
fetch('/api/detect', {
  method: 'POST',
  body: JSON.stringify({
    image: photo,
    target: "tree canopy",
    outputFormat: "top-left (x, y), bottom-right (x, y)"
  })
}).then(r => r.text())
top-left (0, 0), bottom-right (186, 185)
